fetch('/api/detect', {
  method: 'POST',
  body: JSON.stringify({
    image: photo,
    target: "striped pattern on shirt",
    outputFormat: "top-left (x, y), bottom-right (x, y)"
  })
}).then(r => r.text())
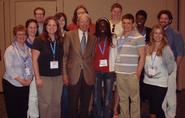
top-left (115, 30), bottom-right (145, 74)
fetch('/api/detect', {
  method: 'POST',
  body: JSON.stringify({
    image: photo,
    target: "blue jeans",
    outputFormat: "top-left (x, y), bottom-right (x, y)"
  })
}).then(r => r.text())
top-left (93, 71), bottom-right (115, 118)
top-left (61, 85), bottom-right (68, 118)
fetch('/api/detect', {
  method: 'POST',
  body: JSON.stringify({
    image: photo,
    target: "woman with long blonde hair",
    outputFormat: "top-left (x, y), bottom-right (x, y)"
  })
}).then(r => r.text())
top-left (143, 24), bottom-right (176, 118)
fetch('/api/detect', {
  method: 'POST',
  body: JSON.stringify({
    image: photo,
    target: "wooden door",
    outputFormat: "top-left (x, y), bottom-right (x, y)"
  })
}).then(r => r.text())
top-left (0, 0), bottom-right (5, 92)
top-left (0, 0), bottom-right (62, 92)
top-left (9, 0), bottom-right (60, 39)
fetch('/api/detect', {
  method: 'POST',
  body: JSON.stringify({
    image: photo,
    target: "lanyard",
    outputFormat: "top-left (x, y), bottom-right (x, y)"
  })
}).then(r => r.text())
top-left (25, 38), bottom-right (33, 48)
top-left (98, 38), bottom-right (107, 55)
top-left (50, 41), bottom-right (56, 60)
top-left (151, 52), bottom-right (157, 66)
top-left (13, 41), bottom-right (29, 66)
top-left (118, 35), bottom-right (126, 48)
top-left (117, 35), bottom-right (126, 53)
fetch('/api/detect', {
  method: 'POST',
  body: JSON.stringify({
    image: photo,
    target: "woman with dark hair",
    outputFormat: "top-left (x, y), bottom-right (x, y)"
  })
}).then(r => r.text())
top-left (54, 12), bottom-right (68, 37)
top-left (144, 24), bottom-right (176, 118)
top-left (32, 16), bottom-right (63, 118)
top-left (25, 19), bottom-right (38, 48)
top-left (54, 12), bottom-right (69, 118)
top-left (67, 4), bottom-right (95, 34)
top-left (25, 18), bottom-right (39, 118)
top-left (93, 17), bottom-right (115, 118)
top-left (3, 25), bottom-right (33, 118)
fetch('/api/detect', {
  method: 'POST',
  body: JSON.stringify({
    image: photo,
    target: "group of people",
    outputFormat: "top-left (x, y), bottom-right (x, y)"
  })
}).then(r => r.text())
top-left (2, 2), bottom-right (184, 118)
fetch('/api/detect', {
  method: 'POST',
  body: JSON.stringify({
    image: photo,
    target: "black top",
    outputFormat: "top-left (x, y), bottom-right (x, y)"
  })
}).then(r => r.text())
top-left (145, 26), bottom-right (152, 44)
top-left (32, 37), bottom-right (63, 76)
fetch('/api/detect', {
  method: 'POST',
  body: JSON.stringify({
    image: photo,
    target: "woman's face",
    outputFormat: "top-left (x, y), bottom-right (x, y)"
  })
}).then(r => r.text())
top-left (153, 28), bottom-right (163, 42)
top-left (46, 19), bottom-right (57, 35)
top-left (77, 8), bottom-right (86, 18)
top-left (99, 20), bottom-right (108, 34)
top-left (58, 16), bottom-right (65, 29)
top-left (15, 31), bottom-right (26, 44)
top-left (27, 22), bottom-right (37, 37)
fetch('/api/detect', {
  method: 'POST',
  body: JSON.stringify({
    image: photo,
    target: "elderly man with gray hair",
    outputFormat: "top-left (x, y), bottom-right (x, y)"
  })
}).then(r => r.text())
top-left (62, 13), bottom-right (96, 118)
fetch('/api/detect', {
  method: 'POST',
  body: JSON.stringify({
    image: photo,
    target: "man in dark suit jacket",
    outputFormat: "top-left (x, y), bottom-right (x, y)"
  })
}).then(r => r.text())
top-left (62, 13), bottom-right (96, 118)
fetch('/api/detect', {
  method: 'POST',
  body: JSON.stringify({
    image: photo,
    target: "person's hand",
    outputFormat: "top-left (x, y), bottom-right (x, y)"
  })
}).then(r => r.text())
top-left (25, 79), bottom-right (32, 86)
top-left (113, 113), bottom-right (119, 118)
top-left (63, 75), bottom-right (69, 86)
top-left (15, 77), bottom-right (32, 86)
top-left (19, 79), bottom-right (32, 86)
top-left (136, 71), bottom-right (141, 80)
top-left (36, 78), bottom-right (43, 88)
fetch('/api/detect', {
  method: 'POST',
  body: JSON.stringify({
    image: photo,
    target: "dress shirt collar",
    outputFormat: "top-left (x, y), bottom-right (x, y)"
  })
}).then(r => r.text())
top-left (78, 29), bottom-right (88, 42)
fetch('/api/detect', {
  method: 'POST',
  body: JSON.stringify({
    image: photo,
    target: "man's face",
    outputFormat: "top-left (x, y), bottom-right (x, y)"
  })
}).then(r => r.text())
top-left (122, 19), bottom-right (134, 33)
top-left (34, 9), bottom-right (45, 23)
top-left (159, 14), bottom-right (171, 28)
top-left (77, 15), bottom-right (90, 32)
top-left (136, 15), bottom-right (146, 27)
top-left (111, 7), bottom-right (122, 20)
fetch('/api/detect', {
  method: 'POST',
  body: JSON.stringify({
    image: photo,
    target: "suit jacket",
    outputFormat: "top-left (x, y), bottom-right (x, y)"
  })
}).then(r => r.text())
top-left (63, 29), bottom-right (96, 85)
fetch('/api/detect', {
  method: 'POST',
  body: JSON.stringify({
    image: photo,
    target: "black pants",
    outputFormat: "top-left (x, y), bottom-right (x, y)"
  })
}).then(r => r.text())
top-left (140, 69), bottom-right (147, 102)
top-left (144, 83), bottom-right (167, 118)
top-left (3, 79), bottom-right (29, 118)
top-left (68, 71), bottom-right (93, 118)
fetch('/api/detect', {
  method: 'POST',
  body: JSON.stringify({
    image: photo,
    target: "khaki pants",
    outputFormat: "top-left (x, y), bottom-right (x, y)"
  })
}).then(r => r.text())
top-left (116, 73), bottom-right (140, 118)
top-left (37, 76), bottom-right (63, 118)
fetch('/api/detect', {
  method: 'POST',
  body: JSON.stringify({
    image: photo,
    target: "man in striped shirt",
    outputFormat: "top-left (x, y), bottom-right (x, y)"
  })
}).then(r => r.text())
top-left (115, 13), bottom-right (145, 118)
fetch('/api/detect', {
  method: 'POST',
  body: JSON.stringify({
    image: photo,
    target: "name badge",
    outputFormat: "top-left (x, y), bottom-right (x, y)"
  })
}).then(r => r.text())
top-left (148, 66), bottom-right (157, 76)
top-left (99, 59), bottom-right (108, 67)
top-left (50, 61), bottom-right (59, 69)
top-left (25, 67), bottom-right (31, 76)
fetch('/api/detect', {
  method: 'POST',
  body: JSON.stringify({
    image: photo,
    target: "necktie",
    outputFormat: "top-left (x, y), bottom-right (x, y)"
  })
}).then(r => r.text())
top-left (81, 32), bottom-right (86, 54)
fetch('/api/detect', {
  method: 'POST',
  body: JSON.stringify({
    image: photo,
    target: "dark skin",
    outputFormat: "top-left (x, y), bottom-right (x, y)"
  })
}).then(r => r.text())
top-left (136, 15), bottom-right (146, 34)
top-left (98, 20), bottom-right (108, 39)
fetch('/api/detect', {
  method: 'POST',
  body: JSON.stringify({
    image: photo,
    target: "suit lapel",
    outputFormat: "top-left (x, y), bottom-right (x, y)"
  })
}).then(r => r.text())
top-left (74, 30), bottom-right (93, 56)
top-left (84, 33), bottom-right (91, 54)
top-left (73, 30), bottom-right (81, 55)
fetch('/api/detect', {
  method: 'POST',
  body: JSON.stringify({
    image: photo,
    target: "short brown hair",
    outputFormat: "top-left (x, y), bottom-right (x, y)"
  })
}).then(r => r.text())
top-left (34, 7), bottom-right (45, 16)
top-left (122, 13), bottom-right (134, 23)
top-left (13, 25), bottom-right (26, 36)
top-left (111, 3), bottom-right (122, 12)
